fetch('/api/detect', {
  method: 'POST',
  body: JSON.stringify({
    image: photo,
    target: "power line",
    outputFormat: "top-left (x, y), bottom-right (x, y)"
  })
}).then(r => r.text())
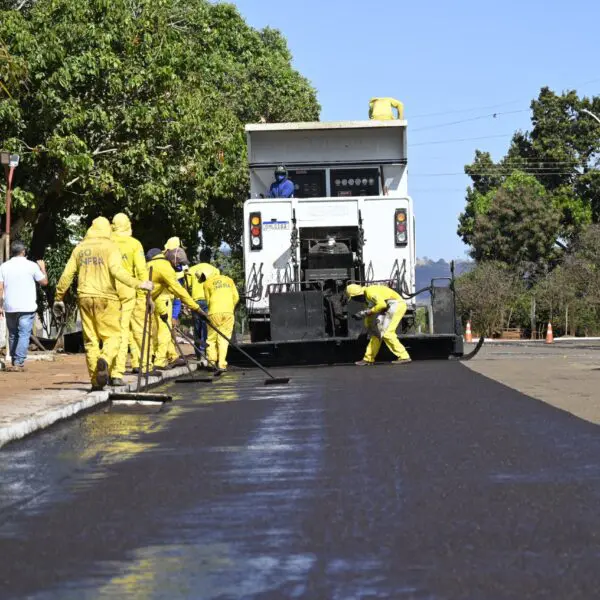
top-left (408, 76), bottom-right (600, 122)
top-left (410, 133), bottom-right (514, 146)
top-left (412, 173), bottom-right (583, 177)
top-left (410, 100), bottom-right (523, 119)
top-left (411, 109), bottom-right (530, 133)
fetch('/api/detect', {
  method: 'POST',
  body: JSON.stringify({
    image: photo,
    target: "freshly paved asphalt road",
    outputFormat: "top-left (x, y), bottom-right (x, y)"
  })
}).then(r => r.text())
top-left (2, 361), bottom-right (600, 599)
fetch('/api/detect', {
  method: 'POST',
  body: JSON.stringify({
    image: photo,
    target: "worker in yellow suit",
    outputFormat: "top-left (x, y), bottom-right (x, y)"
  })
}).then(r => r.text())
top-left (160, 236), bottom-right (186, 364)
top-left (110, 213), bottom-right (148, 386)
top-left (369, 97), bottom-right (404, 120)
top-left (54, 217), bottom-right (153, 390)
top-left (141, 247), bottom-right (204, 371)
top-left (346, 283), bottom-right (411, 366)
top-left (184, 260), bottom-right (220, 364)
top-left (202, 270), bottom-right (239, 372)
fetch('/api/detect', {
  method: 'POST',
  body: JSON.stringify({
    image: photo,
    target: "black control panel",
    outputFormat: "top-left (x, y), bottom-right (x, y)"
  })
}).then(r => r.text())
top-left (330, 168), bottom-right (380, 197)
top-left (288, 170), bottom-right (327, 198)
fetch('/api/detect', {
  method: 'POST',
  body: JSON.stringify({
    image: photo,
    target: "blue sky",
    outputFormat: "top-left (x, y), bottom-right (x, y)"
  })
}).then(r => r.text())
top-left (231, 0), bottom-right (600, 260)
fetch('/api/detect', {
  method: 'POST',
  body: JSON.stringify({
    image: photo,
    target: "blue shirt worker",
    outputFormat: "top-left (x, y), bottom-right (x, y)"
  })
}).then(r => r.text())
top-left (268, 165), bottom-right (295, 198)
top-left (0, 241), bottom-right (48, 371)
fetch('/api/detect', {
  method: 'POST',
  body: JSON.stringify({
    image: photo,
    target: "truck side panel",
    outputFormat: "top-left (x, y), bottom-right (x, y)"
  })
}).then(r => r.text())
top-left (244, 200), bottom-right (294, 312)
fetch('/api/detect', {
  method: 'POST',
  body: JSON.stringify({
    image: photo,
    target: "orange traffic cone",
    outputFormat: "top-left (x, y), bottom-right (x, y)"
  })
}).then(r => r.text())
top-left (545, 322), bottom-right (554, 344)
top-left (465, 320), bottom-right (473, 343)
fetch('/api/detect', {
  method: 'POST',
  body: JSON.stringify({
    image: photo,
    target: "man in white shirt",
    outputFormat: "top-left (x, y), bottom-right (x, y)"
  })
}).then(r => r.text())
top-left (0, 241), bottom-right (48, 371)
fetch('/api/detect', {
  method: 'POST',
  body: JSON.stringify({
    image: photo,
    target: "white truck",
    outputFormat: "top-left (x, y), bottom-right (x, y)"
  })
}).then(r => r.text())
top-left (233, 119), bottom-right (462, 365)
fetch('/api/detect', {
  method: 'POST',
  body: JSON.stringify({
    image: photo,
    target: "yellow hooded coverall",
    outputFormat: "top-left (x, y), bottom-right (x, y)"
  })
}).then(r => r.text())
top-left (141, 252), bottom-right (200, 369)
top-left (348, 284), bottom-right (410, 363)
top-left (159, 236), bottom-right (184, 363)
top-left (204, 273), bottom-right (239, 370)
top-left (111, 213), bottom-right (148, 379)
top-left (55, 217), bottom-right (144, 384)
top-left (369, 97), bottom-right (404, 120)
top-left (185, 263), bottom-right (220, 302)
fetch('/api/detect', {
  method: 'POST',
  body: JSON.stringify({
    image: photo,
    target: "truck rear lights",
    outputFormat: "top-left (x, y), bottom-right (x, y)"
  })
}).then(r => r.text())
top-left (249, 212), bottom-right (262, 251)
top-left (395, 209), bottom-right (408, 247)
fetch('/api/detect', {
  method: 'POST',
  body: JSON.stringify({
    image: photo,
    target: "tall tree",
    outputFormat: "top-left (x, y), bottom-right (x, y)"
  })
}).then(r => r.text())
top-left (0, 0), bottom-right (320, 257)
top-left (469, 171), bottom-right (561, 271)
top-left (459, 87), bottom-right (600, 249)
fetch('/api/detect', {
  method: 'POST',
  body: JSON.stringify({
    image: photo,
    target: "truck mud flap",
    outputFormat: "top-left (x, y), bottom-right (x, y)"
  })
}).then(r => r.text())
top-left (227, 335), bottom-right (464, 368)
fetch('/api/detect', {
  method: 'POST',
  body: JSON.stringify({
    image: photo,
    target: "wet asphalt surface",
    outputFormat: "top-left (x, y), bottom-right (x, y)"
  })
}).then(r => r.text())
top-left (2, 361), bottom-right (600, 599)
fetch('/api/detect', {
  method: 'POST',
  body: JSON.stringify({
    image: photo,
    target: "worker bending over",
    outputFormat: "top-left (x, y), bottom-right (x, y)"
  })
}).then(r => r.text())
top-left (201, 270), bottom-right (239, 372)
top-left (110, 213), bottom-right (148, 386)
top-left (54, 217), bottom-right (153, 390)
top-left (184, 254), bottom-right (219, 365)
top-left (369, 97), bottom-right (404, 120)
top-left (141, 247), bottom-right (204, 371)
top-left (346, 283), bottom-right (411, 366)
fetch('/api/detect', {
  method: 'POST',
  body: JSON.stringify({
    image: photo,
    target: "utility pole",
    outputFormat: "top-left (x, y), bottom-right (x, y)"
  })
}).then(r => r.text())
top-left (1, 152), bottom-right (20, 262)
top-left (1, 152), bottom-right (20, 363)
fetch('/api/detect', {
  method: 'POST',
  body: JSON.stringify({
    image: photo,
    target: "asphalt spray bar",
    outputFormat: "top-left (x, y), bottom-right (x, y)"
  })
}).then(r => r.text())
top-left (109, 266), bottom-right (172, 403)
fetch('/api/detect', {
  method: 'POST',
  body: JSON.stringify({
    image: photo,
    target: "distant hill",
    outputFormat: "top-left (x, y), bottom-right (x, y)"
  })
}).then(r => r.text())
top-left (415, 258), bottom-right (474, 303)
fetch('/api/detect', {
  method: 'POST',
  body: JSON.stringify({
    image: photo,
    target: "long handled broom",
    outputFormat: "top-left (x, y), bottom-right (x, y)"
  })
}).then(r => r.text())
top-left (205, 317), bottom-right (290, 386)
top-left (161, 317), bottom-right (213, 384)
top-left (172, 324), bottom-right (224, 378)
top-left (109, 267), bottom-right (172, 403)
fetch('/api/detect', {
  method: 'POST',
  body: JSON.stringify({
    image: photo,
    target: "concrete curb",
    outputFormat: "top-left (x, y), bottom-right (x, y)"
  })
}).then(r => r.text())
top-left (0, 364), bottom-right (197, 449)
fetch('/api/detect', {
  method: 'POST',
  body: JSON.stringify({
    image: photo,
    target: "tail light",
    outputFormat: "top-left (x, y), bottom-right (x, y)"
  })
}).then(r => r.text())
top-left (394, 209), bottom-right (408, 247)
top-left (249, 212), bottom-right (262, 251)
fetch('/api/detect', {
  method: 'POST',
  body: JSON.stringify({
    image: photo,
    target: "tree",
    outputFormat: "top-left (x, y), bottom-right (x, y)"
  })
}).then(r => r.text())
top-left (469, 171), bottom-right (561, 270)
top-left (459, 87), bottom-right (600, 249)
top-left (0, 36), bottom-right (26, 98)
top-left (0, 0), bottom-right (320, 258)
top-left (455, 261), bottom-right (524, 337)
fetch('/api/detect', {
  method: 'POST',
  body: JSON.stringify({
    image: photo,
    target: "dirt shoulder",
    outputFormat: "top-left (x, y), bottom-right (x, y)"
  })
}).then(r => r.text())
top-left (464, 341), bottom-right (600, 425)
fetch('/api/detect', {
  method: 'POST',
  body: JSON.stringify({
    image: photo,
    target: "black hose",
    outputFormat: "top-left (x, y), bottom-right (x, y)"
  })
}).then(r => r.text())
top-left (450, 335), bottom-right (485, 361)
top-left (400, 285), bottom-right (433, 300)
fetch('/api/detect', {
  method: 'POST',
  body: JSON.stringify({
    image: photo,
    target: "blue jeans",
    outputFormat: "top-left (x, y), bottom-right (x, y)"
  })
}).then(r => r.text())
top-left (192, 301), bottom-right (208, 359)
top-left (5, 312), bottom-right (36, 366)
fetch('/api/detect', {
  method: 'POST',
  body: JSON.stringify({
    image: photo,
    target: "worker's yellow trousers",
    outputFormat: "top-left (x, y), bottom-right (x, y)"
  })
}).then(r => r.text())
top-left (363, 302), bottom-right (410, 362)
top-left (152, 296), bottom-right (178, 368)
top-left (113, 294), bottom-right (136, 379)
top-left (207, 313), bottom-right (235, 370)
top-left (129, 294), bottom-right (149, 369)
top-left (78, 297), bottom-right (121, 385)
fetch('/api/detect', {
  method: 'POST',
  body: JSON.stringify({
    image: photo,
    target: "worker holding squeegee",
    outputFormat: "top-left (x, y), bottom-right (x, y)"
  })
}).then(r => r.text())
top-left (140, 247), bottom-right (206, 373)
top-left (54, 217), bottom-right (154, 391)
top-left (200, 270), bottom-right (239, 373)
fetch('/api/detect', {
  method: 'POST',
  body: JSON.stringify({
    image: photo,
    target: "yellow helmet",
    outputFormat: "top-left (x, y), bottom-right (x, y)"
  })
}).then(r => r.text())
top-left (346, 284), bottom-right (365, 298)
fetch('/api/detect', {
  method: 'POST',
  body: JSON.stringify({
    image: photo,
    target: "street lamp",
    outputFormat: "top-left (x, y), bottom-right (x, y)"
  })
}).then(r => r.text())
top-left (581, 108), bottom-right (600, 125)
top-left (1, 151), bottom-right (19, 261)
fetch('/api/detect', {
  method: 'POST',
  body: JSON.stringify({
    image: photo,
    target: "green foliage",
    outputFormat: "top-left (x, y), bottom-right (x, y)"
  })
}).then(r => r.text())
top-left (455, 261), bottom-right (525, 337)
top-left (470, 171), bottom-right (561, 270)
top-left (0, 0), bottom-right (320, 257)
top-left (456, 225), bottom-right (600, 338)
top-left (459, 87), bottom-right (600, 250)
top-left (415, 306), bottom-right (427, 333)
